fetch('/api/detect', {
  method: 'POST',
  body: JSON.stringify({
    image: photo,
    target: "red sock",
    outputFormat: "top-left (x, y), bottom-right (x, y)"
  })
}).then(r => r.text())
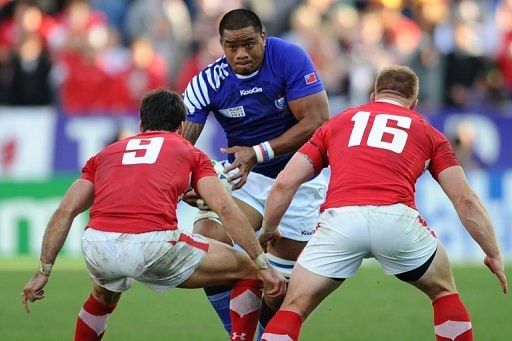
top-left (433, 293), bottom-right (473, 341)
top-left (74, 294), bottom-right (116, 341)
top-left (261, 310), bottom-right (302, 341)
top-left (229, 279), bottom-right (262, 340)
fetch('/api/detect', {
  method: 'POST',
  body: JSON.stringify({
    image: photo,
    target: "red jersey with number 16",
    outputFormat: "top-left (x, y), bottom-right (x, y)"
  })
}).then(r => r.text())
top-left (80, 131), bottom-right (216, 233)
top-left (299, 100), bottom-right (459, 211)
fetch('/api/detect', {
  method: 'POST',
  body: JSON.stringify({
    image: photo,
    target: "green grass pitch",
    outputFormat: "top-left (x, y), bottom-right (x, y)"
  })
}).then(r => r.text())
top-left (1, 258), bottom-right (510, 340)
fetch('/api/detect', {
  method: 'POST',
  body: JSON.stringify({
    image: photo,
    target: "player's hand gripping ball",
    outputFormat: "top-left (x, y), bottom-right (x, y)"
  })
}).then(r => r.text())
top-left (196, 160), bottom-right (232, 210)
top-left (212, 160), bottom-right (233, 193)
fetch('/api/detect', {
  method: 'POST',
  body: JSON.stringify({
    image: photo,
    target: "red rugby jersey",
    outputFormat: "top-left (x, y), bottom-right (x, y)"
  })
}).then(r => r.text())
top-left (299, 100), bottom-right (459, 210)
top-left (80, 131), bottom-right (216, 233)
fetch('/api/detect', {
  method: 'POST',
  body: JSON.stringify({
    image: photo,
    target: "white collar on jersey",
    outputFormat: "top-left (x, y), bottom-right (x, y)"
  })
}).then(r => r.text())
top-left (375, 98), bottom-right (405, 107)
top-left (235, 69), bottom-right (260, 79)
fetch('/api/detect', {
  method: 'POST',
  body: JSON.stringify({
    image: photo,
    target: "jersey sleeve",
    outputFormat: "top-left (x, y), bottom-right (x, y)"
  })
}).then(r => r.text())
top-left (279, 41), bottom-right (325, 101)
top-left (298, 123), bottom-right (329, 175)
top-left (183, 72), bottom-right (213, 124)
top-left (427, 126), bottom-right (460, 180)
top-left (79, 154), bottom-right (98, 183)
top-left (190, 147), bottom-right (217, 191)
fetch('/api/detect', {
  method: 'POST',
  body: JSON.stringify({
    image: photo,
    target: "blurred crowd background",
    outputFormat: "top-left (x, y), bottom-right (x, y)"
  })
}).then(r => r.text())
top-left (0, 0), bottom-right (511, 172)
top-left (1, 0), bottom-right (511, 114)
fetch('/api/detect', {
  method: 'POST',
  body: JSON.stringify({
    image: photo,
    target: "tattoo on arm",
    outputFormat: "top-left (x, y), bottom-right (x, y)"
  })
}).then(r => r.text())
top-left (182, 121), bottom-right (205, 145)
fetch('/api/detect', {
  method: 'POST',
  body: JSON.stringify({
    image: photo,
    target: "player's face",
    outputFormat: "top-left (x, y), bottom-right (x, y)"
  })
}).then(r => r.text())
top-left (220, 26), bottom-right (265, 75)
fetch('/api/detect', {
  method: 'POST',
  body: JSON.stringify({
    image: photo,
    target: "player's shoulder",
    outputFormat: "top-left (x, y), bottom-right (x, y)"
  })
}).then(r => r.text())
top-left (183, 56), bottom-right (230, 112)
top-left (99, 136), bottom-right (129, 155)
top-left (266, 37), bottom-right (309, 63)
top-left (195, 56), bottom-right (230, 92)
top-left (161, 132), bottom-right (208, 159)
top-left (330, 105), bottom-right (361, 123)
top-left (266, 36), bottom-right (306, 54)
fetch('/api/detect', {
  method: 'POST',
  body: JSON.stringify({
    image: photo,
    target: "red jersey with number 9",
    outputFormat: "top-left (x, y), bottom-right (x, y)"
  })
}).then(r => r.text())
top-left (80, 131), bottom-right (216, 233)
top-left (299, 100), bottom-right (459, 211)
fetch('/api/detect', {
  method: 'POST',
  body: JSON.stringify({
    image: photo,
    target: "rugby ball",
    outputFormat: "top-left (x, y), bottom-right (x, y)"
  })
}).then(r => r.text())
top-left (212, 160), bottom-right (233, 193)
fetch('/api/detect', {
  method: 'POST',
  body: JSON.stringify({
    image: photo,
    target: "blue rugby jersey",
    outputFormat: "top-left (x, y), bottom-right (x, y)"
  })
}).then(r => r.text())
top-left (183, 37), bottom-right (324, 178)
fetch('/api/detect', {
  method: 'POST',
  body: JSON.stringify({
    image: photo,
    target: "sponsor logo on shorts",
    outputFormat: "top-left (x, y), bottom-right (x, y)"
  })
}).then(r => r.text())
top-left (301, 230), bottom-right (314, 236)
top-left (219, 106), bottom-right (246, 118)
top-left (240, 87), bottom-right (263, 96)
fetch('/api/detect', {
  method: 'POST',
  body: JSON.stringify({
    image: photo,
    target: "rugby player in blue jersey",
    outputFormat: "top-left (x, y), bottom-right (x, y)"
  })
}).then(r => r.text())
top-left (182, 8), bottom-right (329, 339)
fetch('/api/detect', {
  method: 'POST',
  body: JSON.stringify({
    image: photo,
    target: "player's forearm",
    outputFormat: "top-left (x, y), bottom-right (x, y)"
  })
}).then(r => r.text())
top-left (40, 208), bottom-right (75, 264)
top-left (264, 180), bottom-right (299, 230)
top-left (182, 121), bottom-right (204, 145)
top-left (269, 115), bottom-right (325, 156)
top-left (454, 191), bottom-right (501, 258)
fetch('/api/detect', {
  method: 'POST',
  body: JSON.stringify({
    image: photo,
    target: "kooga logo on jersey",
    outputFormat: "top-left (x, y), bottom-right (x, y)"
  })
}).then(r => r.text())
top-left (240, 87), bottom-right (263, 96)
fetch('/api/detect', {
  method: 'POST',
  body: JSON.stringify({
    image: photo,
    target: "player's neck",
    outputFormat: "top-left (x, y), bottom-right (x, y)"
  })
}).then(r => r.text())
top-left (234, 68), bottom-right (260, 79)
top-left (374, 97), bottom-right (406, 107)
top-left (142, 130), bottom-right (175, 134)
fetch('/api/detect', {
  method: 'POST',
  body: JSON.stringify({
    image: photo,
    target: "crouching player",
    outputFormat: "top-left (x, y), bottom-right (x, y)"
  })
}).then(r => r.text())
top-left (20, 89), bottom-right (286, 341)
top-left (260, 66), bottom-right (508, 340)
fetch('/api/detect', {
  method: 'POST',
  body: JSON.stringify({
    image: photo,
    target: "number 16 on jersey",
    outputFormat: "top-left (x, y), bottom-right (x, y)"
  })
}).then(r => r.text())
top-left (348, 111), bottom-right (412, 154)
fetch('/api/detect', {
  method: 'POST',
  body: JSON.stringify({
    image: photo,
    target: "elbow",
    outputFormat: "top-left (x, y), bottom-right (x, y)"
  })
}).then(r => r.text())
top-left (274, 173), bottom-right (298, 193)
top-left (312, 114), bottom-right (327, 130)
top-left (453, 191), bottom-right (480, 212)
top-left (55, 205), bottom-right (80, 220)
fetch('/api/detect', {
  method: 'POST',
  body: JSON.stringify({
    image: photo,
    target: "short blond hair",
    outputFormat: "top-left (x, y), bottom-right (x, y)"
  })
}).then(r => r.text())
top-left (375, 65), bottom-right (419, 102)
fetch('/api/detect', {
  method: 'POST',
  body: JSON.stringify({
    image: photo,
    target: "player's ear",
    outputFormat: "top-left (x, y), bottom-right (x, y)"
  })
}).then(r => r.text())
top-left (410, 98), bottom-right (418, 111)
top-left (139, 120), bottom-right (143, 132)
top-left (369, 92), bottom-right (376, 102)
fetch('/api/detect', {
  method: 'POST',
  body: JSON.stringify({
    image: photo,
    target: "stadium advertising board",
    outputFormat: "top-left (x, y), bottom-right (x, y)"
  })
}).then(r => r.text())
top-left (0, 108), bottom-right (510, 177)
top-left (0, 108), bottom-right (56, 179)
top-left (1, 172), bottom-right (511, 261)
top-left (0, 108), bottom-right (510, 260)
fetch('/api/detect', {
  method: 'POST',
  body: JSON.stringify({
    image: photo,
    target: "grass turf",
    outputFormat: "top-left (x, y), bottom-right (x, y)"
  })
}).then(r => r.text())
top-left (1, 258), bottom-right (510, 340)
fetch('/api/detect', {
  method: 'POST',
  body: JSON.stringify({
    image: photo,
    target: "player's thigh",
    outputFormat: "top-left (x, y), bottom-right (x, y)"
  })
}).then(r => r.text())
top-left (267, 237), bottom-right (307, 261)
top-left (266, 177), bottom-right (326, 261)
top-left (82, 228), bottom-right (135, 292)
top-left (178, 238), bottom-right (258, 289)
top-left (408, 242), bottom-right (457, 300)
top-left (282, 263), bottom-right (343, 319)
top-left (298, 207), bottom-right (370, 280)
top-left (371, 204), bottom-right (438, 276)
top-left (193, 211), bottom-right (232, 245)
top-left (276, 175), bottom-right (326, 243)
top-left (233, 196), bottom-right (262, 230)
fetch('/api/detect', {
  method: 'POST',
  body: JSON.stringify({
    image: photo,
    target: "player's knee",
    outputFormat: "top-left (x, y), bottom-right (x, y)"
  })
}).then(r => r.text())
top-left (92, 287), bottom-right (121, 307)
top-left (193, 219), bottom-right (232, 245)
top-left (234, 253), bottom-right (259, 280)
top-left (267, 253), bottom-right (295, 279)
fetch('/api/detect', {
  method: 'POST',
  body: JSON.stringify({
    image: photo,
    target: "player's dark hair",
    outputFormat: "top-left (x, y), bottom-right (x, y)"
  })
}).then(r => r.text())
top-left (219, 8), bottom-right (262, 36)
top-left (139, 89), bottom-right (186, 132)
top-left (375, 65), bottom-right (419, 102)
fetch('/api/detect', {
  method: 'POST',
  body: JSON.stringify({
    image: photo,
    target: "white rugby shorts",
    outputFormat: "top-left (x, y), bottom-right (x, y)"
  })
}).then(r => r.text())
top-left (82, 227), bottom-right (208, 292)
top-left (298, 203), bottom-right (438, 279)
top-left (194, 163), bottom-right (327, 242)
